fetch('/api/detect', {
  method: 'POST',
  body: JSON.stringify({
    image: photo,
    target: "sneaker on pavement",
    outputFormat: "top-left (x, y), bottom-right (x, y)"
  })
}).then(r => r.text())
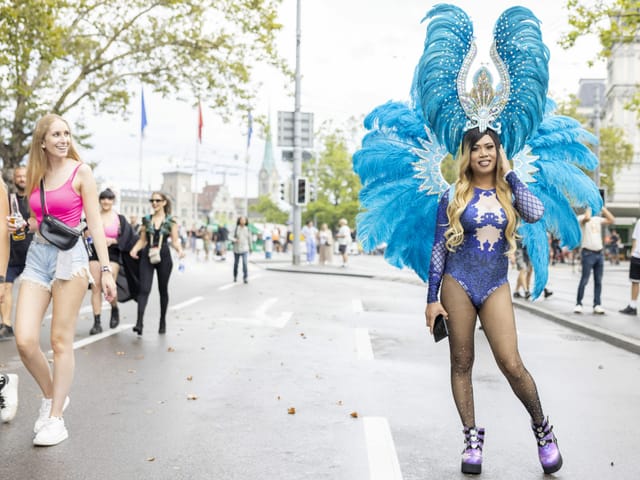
top-left (33, 417), bottom-right (68, 446)
top-left (573, 305), bottom-right (583, 314)
top-left (543, 288), bottom-right (554, 299)
top-left (593, 305), bottom-right (605, 315)
top-left (619, 305), bottom-right (638, 316)
top-left (0, 324), bottom-right (14, 341)
top-left (0, 373), bottom-right (19, 422)
top-left (34, 396), bottom-right (70, 433)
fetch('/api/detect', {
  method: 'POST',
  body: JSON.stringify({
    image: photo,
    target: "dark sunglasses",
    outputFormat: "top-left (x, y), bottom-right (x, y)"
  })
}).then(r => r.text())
top-left (149, 198), bottom-right (163, 203)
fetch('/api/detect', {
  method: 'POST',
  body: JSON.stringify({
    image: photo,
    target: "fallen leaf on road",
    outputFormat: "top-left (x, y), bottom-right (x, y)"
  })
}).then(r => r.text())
top-left (127, 369), bottom-right (136, 374)
top-left (146, 456), bottom-right (156, 462)
top-left (277, 395), bottom-right (281, 400)
top-left (350, 411), bottom-right (359, 418)
top-left (167, 347), bottom-right (175, 352)
top-left (116, 351), bottom-right (125, 356)
top-left (187, 394), bottom-right (198, 400)
top-left (186, 375), bottom-right (193, 381)
top-left (337, 400), bottom-right (343, 406)
top-left (288, 407), bottom-right (296, 414)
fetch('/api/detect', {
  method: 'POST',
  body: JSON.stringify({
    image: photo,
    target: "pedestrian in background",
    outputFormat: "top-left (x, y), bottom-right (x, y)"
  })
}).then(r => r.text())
top-left (336, 218), bottom-right (351, 267)
top-left (86, 188), bottom-right (126, 335)
top-left (302, 220), bottom-right (317, 264)
top-left (231, 216), bottom-right (251, 283)
top-left (512, 239), bottom-right (533, 299)
top-left (11, 113), bottom-right (116, 446)
top-left (573, 206), bottom-right (615, 314)
top-left (318, 223), bottom-right (334, 266)
top-left (608, 228), bottom-right (621, 265)
top-left (619, 219), bottom-right (640, 316)
top-left (0, 166), bottom-right (33, 341)
top-left (425, 128), bottom-right (562, 475)
top-left (217, 223), bottom-right (229, 261)
top-left (129, 191), bottom-right (185, 335)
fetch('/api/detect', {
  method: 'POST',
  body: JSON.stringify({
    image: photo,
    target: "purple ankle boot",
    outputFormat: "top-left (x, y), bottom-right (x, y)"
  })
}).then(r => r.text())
top-left (461, 426), bottom-right (484, 474)
top-left (532, 417), bottom-right (563, 474)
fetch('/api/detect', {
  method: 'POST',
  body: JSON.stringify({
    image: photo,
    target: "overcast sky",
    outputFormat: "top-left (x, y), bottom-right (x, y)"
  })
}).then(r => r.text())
top-left (84, 0), bottom-right (605, 199)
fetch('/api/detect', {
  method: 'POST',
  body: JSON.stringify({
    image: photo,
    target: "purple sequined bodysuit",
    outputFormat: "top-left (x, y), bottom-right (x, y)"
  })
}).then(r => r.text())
top-left (427, 171), bottom-right (544, 309)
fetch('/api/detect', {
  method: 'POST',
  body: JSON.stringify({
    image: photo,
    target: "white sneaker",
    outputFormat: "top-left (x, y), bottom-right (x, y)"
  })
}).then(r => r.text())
top-left (573, 305), bottom-right (583, 314)
top-left (0, 373), bottom-right (19, 422)
top-left (34, 396), bottom-right (70, 433)
top-left (33, 417), bottom-right (68, 446)
top-left (593, 305), bottom-right (605, 314)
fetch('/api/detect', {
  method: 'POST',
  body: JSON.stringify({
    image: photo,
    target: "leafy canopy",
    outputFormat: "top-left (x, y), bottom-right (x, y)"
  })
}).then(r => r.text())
top-left (0, 0), bottom-right (288, 181)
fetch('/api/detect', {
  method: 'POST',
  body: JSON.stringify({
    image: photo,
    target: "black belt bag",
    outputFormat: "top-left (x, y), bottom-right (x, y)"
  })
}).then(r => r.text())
top-left (38, 179), bottom-right (82, 250)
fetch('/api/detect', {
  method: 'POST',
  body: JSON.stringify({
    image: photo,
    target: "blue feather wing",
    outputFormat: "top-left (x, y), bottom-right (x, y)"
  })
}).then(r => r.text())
top-left (521, 102), bottom-right (603, 298)
top-left (354, 101), bottom-right (446, 281)
top-left (493, 7), bottom-right (550, 159)
top-left (412, 4), bottom-right (473, 156)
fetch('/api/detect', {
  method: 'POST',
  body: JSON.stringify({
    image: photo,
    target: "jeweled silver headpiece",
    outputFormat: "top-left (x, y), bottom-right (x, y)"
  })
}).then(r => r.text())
top-left (457, 43), bottom-right (510, 134)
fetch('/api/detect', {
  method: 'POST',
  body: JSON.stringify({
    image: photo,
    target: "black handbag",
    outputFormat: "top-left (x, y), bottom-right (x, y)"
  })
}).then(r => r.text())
top-left (38, 179), bottom-right (82, 250)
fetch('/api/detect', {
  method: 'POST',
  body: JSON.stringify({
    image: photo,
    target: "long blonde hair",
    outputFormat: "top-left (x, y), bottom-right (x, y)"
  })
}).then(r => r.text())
top-left (26, 114), bottom-right (82, 197)
top-left (444, 128), bottom-right (518, 256)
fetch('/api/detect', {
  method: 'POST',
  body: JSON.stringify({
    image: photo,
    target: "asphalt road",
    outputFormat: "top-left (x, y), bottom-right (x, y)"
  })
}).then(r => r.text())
top-left (1, 254), bottom-right (638, 479)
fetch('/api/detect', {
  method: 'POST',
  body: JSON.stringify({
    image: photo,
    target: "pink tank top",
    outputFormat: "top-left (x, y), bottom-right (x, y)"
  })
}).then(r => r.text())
top-left (30, 164), bottom-right (84, 227)
top-left (104, 213), bottom-right (119, 240)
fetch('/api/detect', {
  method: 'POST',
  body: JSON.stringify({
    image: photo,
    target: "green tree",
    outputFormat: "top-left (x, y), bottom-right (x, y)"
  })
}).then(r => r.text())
top-left (0, 0), bottom-right (288, 183)
top-left (302, 129), bottom-right (361, 231)
top-left (560, 0), bottom-right (640, 116)
top-left (250, 195), bottom-right (288, 224)
top-left (557, 95), bottom-right (633, 193)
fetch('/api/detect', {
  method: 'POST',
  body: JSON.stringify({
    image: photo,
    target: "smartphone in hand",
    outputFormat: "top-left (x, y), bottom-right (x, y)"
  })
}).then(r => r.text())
top-left (433, 314), bottom-right (449, 343)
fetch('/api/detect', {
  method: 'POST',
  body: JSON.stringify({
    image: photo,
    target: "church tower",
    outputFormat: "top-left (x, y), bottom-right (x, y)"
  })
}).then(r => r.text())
top-left (258, 122), bottom-right (280, 203)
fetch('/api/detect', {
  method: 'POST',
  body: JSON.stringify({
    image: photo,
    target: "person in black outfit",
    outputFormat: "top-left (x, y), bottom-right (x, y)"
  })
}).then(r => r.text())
top-left (216, 224), bottom-right (229, 260)
top-left (0, 167), bottom-right (33, 341)
top-left (129, 192), bottom-right (185, 335)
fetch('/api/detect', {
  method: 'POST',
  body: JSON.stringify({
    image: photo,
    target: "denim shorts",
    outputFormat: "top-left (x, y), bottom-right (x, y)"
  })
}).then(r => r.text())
top-left (21, 234), bottom-right (91, 291)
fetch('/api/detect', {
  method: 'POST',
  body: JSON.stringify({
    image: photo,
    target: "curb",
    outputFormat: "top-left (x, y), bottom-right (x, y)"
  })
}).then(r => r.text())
top-left (513, 300), bottom-right (640, 356)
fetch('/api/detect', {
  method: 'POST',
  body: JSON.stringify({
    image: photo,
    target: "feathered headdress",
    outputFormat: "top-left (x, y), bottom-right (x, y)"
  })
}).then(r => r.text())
top-left (354, 4), bottom-right (602, 299)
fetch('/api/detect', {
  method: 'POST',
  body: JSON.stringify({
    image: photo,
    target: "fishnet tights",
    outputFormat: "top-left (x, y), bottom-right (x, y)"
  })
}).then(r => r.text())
top-left (440, 275), bottom-right (545, 427)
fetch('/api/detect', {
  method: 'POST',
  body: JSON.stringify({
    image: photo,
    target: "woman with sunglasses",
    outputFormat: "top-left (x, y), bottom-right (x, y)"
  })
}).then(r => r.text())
top-left (129, 192), bottom-right (185, 335)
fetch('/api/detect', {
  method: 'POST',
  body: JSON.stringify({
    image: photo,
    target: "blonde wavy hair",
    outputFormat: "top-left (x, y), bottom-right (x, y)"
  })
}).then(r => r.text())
top-left (26, 114), bottom-right (82, 197)
top-left (444, 128), bottom-right (519, 256)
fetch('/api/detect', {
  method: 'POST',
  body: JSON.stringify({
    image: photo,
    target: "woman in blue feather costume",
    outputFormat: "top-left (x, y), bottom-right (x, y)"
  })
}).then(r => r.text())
top-left (354, 4), bottom-right (602, 476)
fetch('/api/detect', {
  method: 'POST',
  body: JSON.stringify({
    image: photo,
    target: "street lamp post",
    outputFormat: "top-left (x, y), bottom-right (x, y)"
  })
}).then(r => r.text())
top-left (292, 0), bottom-right (302, 265)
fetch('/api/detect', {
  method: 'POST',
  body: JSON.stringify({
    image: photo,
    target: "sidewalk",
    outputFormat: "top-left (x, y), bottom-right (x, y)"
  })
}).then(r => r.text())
top-left (260, 252), bottom-right (640, 355)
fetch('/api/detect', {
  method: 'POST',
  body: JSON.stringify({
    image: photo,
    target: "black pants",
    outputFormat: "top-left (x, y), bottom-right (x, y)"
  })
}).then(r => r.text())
top-left (233, 252), bottom-right (248, 280)
top-left (137, 246), bottom-right (173, 324)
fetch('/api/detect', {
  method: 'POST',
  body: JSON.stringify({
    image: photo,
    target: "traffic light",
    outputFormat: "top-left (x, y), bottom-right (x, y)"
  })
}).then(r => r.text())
top-left (279, 182), bottom-right (286, 201)
top-left (309, 182), bottom-right (317, 202)
top-left (295, 177), bottom-right (308, 205)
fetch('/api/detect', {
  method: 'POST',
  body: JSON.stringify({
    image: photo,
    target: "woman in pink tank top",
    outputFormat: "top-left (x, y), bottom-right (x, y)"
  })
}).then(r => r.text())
top-left (7, 114), bottom-right (116, 447)
top-left (86, 188), bottom-right (129, 335)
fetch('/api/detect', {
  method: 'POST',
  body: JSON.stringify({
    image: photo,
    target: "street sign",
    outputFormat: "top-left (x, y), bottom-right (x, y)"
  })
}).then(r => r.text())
top-left (277, 111), bottom-right (314, 148)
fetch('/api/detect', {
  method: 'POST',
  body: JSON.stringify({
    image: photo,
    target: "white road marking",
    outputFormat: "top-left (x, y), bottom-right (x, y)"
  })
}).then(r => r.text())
top-left (355, 328), bottom-right (374, 360)
top-left (169, 296), bottom-right (204, 311)
top-left (219, 297), bottom-right (292, 328)
top-left (363, 417), bottom-right (403, 480)
top-left (45, 323), bottom-right (136, 353)
top-left (352, 298), bottom-right (364, 313)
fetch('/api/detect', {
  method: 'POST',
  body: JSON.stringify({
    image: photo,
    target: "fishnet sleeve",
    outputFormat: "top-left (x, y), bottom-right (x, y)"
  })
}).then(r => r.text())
top-left (427, 194), bottom-right (450, 303)
top-left (506, 171), bottom-right (544, 223)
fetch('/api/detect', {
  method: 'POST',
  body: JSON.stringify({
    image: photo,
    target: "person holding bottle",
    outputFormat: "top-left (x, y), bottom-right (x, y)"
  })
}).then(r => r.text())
top-left (129, 191), bottom-right (185, 335)
top-left (0, 167), bottom-right (33, 341)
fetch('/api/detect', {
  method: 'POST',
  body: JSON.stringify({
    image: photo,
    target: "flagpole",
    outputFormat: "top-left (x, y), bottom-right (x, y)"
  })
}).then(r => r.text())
top-left (138, 87), bottom-right (148, 219)
top-left (244, 110), bottom-right (252, 218)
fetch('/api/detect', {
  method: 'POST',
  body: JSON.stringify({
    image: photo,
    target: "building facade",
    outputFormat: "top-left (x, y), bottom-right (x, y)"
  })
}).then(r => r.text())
top-left (257, 125), bottom-right (280, 203)
top-left (604, 36), bottom-right (640, 218)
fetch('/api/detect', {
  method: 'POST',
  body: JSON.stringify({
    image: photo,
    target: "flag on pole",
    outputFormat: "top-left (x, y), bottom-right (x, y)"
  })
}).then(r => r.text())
top-left (247, 110), bottom-right (253, 148)
top-left (141, 88), bottom-right (148, 137)
top-left (198, 101), bottom-right (203, 143)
